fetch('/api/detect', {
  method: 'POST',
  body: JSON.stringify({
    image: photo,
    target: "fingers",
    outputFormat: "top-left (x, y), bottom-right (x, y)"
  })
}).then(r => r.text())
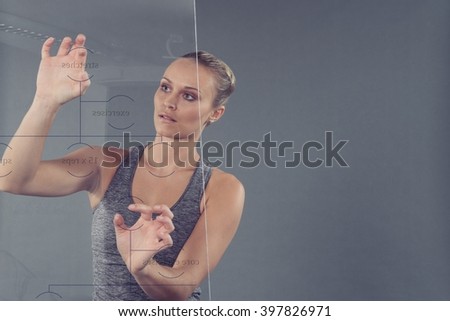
top-left (113, 213), bottom-right (128, 232)
top-left (57, 36), bottom-right (72, 56)
top-left (152, 204), bottom-right (174, 219)
top-left (128, 204), bottom-right (174, 220)
top-left (155, 214), bottom-right (175, 233)
top-left (113, 209), bottom-right (173, 255)
top-left (41, 37), bottom-right (55, 59)
top-left (128, 203), bottom-right (175, 232)
top-left (152, 205), bottom-right (174, 232)
top-left (72, 33), bottom-right (86, 50)
top-left (71, 34), bottom-right (88, 63)
top-left (47, 34), bottom-right (87, 60)
top-left (128, 204), bottom-right (173, 219)
top-left (158, 229), bottom-right (173, 248)
top-left (128, 203), bottom-right (153, 215)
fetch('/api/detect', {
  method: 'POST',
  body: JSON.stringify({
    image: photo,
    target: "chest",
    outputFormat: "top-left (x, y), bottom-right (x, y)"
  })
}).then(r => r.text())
top-left (130, 166), bottom-right (196, 208)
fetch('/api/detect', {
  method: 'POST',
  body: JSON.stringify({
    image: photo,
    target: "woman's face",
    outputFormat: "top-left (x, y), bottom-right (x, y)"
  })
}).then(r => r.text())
top-left (153, 58), bottom-right (219, 140)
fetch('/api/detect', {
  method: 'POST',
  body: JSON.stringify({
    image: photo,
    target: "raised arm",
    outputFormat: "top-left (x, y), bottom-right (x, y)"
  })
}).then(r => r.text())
top-left (0, 34), bottom-right (97, 196)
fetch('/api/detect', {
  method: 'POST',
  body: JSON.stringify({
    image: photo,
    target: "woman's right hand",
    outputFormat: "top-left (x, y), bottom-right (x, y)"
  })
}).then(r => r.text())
top-left (34, 34), bottom-right (91, 109)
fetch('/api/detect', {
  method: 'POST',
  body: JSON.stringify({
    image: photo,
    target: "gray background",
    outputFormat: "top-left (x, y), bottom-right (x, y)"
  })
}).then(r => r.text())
top-left (1, 0), bottom-right (449, 300)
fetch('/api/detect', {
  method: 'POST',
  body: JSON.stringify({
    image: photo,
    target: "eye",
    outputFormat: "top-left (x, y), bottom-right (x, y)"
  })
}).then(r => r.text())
top-left (183, 92), bottom-right (197, 102)
top-left (160, 83), bottom-right (170, 93)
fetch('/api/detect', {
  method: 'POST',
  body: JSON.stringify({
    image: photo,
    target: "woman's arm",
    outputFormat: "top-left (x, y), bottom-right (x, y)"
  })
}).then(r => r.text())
top-left (114, 171), bottom-right (245, 300)
top-left (0, 34), bottom-right (98, 196)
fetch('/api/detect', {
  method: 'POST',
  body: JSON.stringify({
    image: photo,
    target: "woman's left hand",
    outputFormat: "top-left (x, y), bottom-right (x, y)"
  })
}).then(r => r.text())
top-left (113, 204), bottom-right (175, 274)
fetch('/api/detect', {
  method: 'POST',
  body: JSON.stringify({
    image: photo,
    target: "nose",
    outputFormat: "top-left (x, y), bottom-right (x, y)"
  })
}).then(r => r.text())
top-left (163, 94), bottom-right (177, 110)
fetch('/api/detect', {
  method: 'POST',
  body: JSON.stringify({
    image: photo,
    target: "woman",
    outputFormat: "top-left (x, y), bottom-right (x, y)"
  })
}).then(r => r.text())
top-left (0, 34), bottom-right (244, 300)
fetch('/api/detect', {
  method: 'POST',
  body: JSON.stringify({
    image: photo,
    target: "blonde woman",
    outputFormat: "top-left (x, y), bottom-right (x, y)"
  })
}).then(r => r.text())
top-left (0, 34), bottom-right (244, 300)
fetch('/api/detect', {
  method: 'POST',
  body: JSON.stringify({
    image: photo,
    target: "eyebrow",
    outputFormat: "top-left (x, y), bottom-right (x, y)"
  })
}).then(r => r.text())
top-left (162, 76), bottom-right (202, 94)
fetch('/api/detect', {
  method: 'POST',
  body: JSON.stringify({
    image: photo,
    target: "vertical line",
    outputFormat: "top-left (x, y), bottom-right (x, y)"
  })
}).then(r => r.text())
top-left (193, 0), bottom-right (212, 301)
top-left (79, 82), bottom-right (82, 143)
top-left (129, 230), bottom-right (132, 292)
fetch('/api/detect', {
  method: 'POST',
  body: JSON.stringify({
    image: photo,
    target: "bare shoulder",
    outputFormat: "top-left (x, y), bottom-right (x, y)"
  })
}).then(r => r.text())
top-left (208, 167), bottom-right (244, 192)
top-left (205, 167), bottom-right (245, 213)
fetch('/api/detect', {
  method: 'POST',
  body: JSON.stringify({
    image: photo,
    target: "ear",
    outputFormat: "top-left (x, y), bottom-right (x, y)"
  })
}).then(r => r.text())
top-left (208, 105), bottom-right (226, 124)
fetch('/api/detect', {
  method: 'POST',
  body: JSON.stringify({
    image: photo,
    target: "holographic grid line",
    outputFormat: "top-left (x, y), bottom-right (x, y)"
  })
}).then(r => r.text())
top-left (193, 0), bottom-right (213, 301)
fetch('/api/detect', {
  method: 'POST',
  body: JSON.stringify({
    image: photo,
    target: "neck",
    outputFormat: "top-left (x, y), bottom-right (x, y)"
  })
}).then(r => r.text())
top-left (145, 135), bottom-right (200, 171)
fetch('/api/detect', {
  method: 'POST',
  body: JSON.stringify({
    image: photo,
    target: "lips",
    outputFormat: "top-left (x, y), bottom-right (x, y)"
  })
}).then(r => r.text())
top-left (159, 113), bottom-right (176, 122)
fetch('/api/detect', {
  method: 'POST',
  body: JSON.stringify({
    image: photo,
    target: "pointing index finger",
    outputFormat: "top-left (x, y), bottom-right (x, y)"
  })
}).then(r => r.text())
top-left (128, 203), bottom-right (153, 214)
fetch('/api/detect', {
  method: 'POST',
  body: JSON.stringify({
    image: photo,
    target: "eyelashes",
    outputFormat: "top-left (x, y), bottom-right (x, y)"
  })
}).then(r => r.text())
top-left (160, 83), bottom-right (170, 92)
top-left (159, 82), bottom-right (198, 102)
top-left (183, 93), bottom-right (196, 101)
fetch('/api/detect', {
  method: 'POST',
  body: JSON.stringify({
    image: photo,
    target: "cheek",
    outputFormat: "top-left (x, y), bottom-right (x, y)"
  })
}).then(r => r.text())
top-left (176, 106), bottom-right (210, 128)
top-left (191, 101), bottom-right (214, 120)
top-left (182, 108), bottom-right (202, 122)
top-left (154, 90), bottom-right (162, 106)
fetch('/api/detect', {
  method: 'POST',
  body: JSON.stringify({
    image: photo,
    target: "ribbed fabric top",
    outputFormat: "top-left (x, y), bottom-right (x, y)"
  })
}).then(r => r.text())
top-left (91, 146), bottom-right (212, 300)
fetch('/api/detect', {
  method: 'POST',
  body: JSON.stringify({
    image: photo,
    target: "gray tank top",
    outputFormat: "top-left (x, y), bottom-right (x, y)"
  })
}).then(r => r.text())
top-left (91, 146), bottom-right (212, 300)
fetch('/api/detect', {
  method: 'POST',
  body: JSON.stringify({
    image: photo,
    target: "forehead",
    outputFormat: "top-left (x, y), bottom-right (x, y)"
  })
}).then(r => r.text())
top-left (164, 58), bottom-right (216, 95)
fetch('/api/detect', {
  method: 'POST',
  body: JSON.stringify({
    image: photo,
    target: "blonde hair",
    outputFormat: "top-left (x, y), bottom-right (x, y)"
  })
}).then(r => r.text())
top-left (182, 51), bottom-right (236, 107)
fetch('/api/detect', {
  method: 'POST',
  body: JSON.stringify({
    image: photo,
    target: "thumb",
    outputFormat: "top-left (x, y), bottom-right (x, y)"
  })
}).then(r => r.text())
top-left (113, 213), bottom-right (128, 233)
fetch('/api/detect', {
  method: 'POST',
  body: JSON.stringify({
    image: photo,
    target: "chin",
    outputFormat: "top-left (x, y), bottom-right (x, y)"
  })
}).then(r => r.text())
top-left (154, 127), bottom-right (179, 139)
